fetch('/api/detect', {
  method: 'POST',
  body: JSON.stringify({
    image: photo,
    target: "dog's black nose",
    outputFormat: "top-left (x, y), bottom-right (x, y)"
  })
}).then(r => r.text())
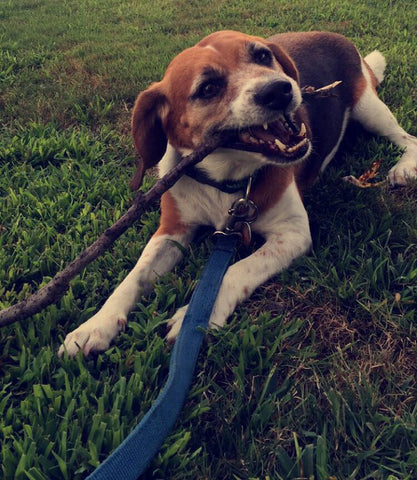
top-left (254, 80), bottom-right (293, 111)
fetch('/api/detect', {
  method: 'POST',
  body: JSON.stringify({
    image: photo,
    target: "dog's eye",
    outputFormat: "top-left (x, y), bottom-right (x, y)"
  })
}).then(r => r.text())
top-left (253, 48), bottom-right (273, 66)
top-left (195, 79), bottom-right (224, 100)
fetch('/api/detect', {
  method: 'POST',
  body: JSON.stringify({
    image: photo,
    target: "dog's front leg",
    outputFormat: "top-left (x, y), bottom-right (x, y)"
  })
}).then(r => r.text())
top-left (59, 229), bottom-right (194, 357)
top-left (167, 213), bottom-right (312, 340)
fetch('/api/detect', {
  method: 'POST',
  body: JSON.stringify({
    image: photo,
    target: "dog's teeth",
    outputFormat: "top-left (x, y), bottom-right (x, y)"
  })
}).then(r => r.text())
top-left (299, 123), bottom-right (306, 137)
top-left (274, 138), bottom-right (287, 151)
top-left (287, 138), bottom-right (308, 153)
top-left (249, 135), bottom-right (258, 144)
top-left (263, 123), bottom-right (268, 131)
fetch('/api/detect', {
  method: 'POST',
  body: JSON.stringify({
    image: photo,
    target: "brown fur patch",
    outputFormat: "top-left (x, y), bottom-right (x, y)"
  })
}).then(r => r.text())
top-left (352, 73), bottom-right (369, 106)
top-left (130, 84), bottom-right (168, 190)
top-left (154, 191), bottom-right (190, 236)
top-left (250, 165), bottom-right (295, 214)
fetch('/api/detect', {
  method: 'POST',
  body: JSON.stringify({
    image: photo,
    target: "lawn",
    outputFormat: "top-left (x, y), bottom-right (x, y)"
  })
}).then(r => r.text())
top-left (1, 0), bottom-right (417, 478)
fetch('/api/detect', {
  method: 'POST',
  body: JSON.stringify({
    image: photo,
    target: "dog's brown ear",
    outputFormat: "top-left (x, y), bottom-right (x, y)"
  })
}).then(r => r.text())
top-left (130, 83), bottom-right (168, 190)
top-left (267, 43), bottom-right (300, 84)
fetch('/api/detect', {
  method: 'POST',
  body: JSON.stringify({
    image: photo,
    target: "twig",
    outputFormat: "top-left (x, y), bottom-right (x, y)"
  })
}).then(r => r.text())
top-left (342, 176), bottom-right (387, 188)
top-left (0, 138), bottom-right (221, 327)
top-left (342, 158), bottom-right (387, 188)
top-left (301, 80), bottom-right (342, 98)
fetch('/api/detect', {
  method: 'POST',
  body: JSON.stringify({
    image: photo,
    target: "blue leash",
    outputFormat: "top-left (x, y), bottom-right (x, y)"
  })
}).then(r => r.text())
top-left (87, 233), bottom-right (238, 480)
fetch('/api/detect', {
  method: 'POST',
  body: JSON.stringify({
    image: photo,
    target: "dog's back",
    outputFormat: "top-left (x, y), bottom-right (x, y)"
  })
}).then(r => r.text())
top-left (268, 32), bottom-right (383, 186)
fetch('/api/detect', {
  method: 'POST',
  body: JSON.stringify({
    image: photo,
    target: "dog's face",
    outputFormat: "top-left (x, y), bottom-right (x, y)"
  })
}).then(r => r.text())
top-left (131, 30), bottom-right (312, 189)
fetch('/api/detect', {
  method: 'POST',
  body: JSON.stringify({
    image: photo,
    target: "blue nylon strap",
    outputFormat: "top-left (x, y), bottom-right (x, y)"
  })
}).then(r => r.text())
top-left (87, 234), bottom-right (238, 480)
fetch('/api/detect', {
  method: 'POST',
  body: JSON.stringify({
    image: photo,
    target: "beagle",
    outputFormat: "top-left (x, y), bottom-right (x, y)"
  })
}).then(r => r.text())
top-left (59, 31), bottom-right (417, 357)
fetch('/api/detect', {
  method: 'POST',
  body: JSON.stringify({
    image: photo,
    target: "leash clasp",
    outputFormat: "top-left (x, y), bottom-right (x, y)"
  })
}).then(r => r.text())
top-left (213, 175), bottom-right (258, 245)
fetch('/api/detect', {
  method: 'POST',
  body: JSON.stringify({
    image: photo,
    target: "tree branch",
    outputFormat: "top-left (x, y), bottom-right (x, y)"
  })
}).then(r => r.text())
top-left (0, 139), bottom-right (221, 327)
top-left (301, 80), bottom-right (342, 99)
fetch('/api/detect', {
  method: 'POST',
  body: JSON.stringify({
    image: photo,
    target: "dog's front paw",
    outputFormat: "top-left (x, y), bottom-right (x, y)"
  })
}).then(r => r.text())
top-left (388, 156), bottom-right (417, 186)
top-left (58, 312), bottom-right (127, 357)
top-left (165, 300), bottom-right (228, 343)
top-left (166, 305), bottom-right (188, 342)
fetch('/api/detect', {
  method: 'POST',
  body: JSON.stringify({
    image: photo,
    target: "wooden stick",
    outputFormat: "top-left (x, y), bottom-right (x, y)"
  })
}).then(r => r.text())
top-left (301, 80), bottom-right (342, 98)
top-left (342, 158), bottom-right (387, 188)
top-left (0, 138), bottom-right (221, 327)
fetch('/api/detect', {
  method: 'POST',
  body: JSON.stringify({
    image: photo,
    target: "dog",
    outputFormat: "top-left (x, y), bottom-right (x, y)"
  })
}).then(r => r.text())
top-left (59, 30), bottom-right (417, 357)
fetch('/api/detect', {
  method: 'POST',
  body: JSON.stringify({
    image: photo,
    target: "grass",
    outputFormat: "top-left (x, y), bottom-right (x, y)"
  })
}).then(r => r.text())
top-left (1, 0), bottom-right (417, 478)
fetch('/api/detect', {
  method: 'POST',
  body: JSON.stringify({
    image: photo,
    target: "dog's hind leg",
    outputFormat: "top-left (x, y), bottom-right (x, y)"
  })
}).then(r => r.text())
top-left (352, 53), bottom-right (417, 186)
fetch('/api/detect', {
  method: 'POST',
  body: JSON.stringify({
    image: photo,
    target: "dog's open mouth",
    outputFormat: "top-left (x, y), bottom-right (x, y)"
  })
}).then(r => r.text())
top-left (224, 115), bottom-right (311, 163)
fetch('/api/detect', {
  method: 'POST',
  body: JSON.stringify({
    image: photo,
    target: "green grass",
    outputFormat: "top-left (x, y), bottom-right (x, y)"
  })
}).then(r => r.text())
top-left (1, 0), bottom-right (417, 478)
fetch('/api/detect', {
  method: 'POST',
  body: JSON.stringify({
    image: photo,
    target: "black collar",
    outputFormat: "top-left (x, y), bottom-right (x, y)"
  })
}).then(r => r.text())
top-left (185, 166), bottom-right (261, 194)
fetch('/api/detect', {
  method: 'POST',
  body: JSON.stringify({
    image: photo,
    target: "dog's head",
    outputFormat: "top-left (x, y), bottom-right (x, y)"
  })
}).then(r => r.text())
top-left (131, 30), bottom-right (311, 190)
